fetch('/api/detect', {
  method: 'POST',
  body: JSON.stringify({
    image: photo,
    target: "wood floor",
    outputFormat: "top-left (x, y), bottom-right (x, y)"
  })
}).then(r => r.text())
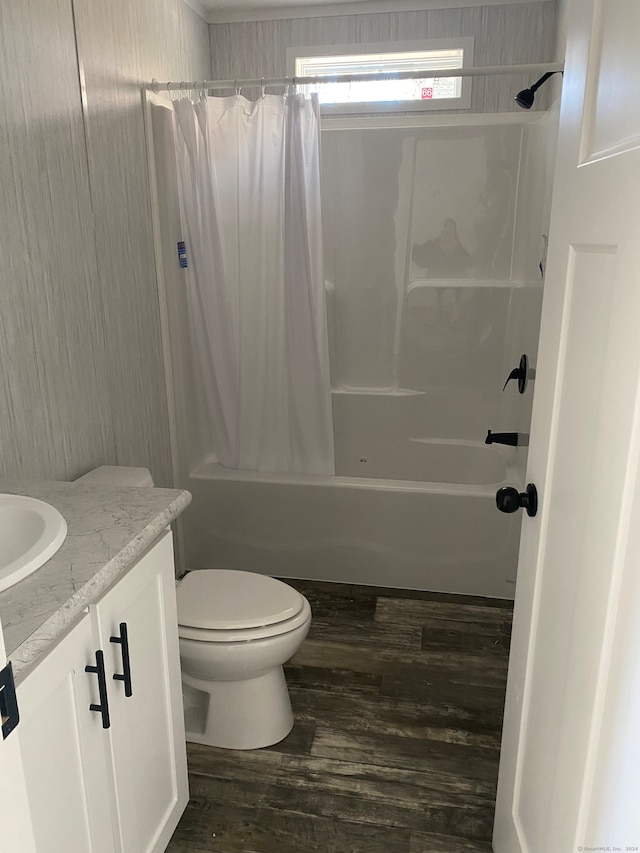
top-left (166, 579), bottom-right (513, 853)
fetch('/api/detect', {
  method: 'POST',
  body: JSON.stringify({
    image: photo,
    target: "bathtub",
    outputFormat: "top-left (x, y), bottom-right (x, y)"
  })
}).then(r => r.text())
top-left (180, 438), bottom-right (521, 599)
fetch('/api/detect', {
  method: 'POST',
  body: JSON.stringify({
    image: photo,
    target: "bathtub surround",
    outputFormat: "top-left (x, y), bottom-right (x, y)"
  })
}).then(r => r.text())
top-left (167, 578), bottom-right (512, 851)
top-left (152, 105), bottom-right (556, 597)
top-left (0, 0), bottom-right (210, 483)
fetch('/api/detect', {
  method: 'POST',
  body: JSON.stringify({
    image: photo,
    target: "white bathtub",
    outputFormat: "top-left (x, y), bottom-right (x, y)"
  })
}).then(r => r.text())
top-left (180, 438), bottom-right (521, 599)
top-left (335, 437), bottom-right (509, 484)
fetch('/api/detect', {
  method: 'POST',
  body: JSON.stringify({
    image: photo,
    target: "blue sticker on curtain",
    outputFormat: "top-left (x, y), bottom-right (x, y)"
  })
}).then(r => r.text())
top-left (177, 241), bottom-right (188, 268)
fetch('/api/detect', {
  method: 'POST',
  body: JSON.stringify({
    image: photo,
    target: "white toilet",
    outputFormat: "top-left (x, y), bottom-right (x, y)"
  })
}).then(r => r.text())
top-left (74, 465), bottom-right (312, 750)
top-left (177, 569), bottom-right (311, 749)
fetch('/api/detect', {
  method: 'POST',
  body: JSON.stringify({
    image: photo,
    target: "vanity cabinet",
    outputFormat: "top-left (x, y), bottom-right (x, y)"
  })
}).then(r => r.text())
top-left (15, 531), bottom-right (188, 853)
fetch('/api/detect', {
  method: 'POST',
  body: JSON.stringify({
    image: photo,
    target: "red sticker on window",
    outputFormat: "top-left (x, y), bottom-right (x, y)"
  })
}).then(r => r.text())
top-left (422, 87), bottom-right (433, 100)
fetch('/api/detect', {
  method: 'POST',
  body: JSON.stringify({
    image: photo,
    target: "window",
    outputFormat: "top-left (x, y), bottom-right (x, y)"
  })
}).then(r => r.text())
top-left (288, 39), bottom-right (473, 113)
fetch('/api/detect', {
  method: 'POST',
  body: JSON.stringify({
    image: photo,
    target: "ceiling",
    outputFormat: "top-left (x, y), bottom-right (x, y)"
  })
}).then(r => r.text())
top-left (192, 0), bottom-right (546, 25)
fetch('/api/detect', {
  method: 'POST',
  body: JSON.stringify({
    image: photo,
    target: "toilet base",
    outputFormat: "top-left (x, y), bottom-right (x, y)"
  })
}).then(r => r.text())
top-left (182, 666), bottom-right (294, 749)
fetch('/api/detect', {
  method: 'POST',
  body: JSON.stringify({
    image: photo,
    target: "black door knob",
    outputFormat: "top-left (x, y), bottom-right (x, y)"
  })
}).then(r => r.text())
top-left (496, 483), bottom-right (538, 517)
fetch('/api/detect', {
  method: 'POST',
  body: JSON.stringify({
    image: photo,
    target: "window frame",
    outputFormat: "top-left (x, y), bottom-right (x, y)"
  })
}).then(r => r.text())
top-left (286, 38), bottom-right (474, 114)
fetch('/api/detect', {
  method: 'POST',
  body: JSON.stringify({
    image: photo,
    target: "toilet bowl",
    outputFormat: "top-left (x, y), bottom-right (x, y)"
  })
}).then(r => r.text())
top-left (74, 466), bottom-right (311, 751)
top-left (177, 569), bottom-right (311, 749)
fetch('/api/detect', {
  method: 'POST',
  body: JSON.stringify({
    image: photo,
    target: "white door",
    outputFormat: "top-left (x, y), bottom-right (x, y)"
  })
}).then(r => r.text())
top-left (494, 0), bottom-right (640, 851)
top-left (93, 531), bottom-right (188, 853)
top-left (0, 619), bottom-right (36, 853)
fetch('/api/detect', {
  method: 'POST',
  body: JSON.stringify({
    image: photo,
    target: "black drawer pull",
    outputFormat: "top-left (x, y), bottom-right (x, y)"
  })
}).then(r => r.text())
top-left (0, 661), bottom-right (20, 740)
top-left (110, 622), bottom-right (133, 697)
top-left (85, 650), bottom-right (111, 729)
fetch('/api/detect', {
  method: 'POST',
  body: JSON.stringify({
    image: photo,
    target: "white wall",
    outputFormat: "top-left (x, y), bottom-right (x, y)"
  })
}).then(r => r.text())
top-left (0, 0), bottom-right (210, 483)
top-left (209, 1), bottom-right (559, 113)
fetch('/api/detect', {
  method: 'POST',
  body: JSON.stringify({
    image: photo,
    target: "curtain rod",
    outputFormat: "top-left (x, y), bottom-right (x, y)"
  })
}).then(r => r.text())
top-left (149, 62), bottom-right (564, 92)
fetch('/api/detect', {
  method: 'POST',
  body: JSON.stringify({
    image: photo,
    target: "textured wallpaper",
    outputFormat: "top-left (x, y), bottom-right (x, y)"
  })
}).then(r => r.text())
top-left (72, 0), bottom-right (210, 486)
top-left (210, 2), bottom-right (558, 113)
top-left (0, 0), bottom-right (210, 483)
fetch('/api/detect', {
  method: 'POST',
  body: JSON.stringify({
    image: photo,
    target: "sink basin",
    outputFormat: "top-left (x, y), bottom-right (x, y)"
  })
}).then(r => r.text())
top-left (0, 495), bottom-right (67, 592)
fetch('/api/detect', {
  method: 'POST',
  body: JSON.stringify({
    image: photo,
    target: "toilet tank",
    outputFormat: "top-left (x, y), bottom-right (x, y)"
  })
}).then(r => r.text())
top-left (74, 465), bottom-right (154, 488)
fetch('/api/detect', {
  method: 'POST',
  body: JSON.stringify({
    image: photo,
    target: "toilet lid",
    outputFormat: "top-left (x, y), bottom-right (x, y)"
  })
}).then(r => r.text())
top-left (177, 570), bottom-right (305, 631)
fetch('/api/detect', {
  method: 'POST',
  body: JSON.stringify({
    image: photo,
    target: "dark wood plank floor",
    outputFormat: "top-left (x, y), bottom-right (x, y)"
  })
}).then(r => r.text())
top-left (166, 580), bottom-right (513, 853)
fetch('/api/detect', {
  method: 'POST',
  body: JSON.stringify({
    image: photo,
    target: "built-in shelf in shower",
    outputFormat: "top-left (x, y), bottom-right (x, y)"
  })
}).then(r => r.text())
top-left (408, 278), bottom-right (535, 291)
top-left (331, 387), bottom-right (425, 396)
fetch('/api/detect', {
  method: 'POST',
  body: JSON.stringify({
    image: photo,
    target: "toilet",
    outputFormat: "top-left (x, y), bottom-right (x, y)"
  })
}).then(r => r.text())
top-left (177, 569), bottom-right (311, 749)
top-left (74, 465), bottom-right (312, 750)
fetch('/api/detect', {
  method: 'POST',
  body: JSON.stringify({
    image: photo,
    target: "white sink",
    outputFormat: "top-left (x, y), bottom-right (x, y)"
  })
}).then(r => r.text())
top-left (0, 495), bottom-right (67, 593)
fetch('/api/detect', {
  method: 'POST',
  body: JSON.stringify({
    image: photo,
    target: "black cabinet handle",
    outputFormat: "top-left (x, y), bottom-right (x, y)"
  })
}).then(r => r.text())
top-left (0, 661), bottom-right (20, 740)
top-left (110, 622), bottom-right (133, 698)
top-left (85, 650), bottom-right (111, 729)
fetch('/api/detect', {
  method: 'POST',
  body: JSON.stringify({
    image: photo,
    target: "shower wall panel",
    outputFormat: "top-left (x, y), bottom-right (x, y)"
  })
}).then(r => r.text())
top-left (322, 130), bottom-right (402, 388)
top-left (322, 119), bottom-right (524, 392)
top-left (322, 113), bottom-right (557, 460)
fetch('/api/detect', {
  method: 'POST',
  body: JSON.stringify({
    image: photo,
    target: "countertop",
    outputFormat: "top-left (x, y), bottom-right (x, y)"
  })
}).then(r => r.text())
top-left (0, 479), bottom-right (191, 682)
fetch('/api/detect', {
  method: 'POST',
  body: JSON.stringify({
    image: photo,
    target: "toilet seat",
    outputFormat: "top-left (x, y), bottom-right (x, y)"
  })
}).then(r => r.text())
top-left (177, 570), bottom-right (310, 643)
top-left (178, 598), bottom-right (311, 643)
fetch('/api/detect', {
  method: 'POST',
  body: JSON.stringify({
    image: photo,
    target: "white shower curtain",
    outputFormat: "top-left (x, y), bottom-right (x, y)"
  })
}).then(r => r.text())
top-left (171, 93), bottom-right (334, 475)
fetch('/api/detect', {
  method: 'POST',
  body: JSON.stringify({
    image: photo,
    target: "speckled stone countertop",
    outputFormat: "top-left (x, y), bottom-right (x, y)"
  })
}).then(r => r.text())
top-left (0, 480), bottom-right (191, 682)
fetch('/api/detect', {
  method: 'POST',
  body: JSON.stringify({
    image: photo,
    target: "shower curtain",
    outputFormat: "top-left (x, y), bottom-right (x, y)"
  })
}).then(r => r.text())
top-left (171, 93), bottom-right (334, 475)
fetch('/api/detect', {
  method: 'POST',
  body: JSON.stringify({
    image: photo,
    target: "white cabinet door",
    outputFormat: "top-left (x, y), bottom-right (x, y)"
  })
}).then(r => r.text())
top-left (92, 531), bottom-right (188, 853)
top-left (16, 614), bottom-right (114, 853)
top-left (0, 618), bottom-right (36, 853)
top-left (0, 732), bottom-right (36, 853)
